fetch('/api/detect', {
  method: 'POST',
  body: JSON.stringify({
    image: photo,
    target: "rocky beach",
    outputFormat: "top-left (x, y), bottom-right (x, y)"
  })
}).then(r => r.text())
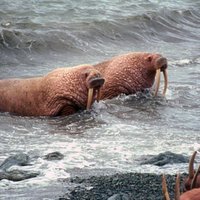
top-left (0, 151), bottom-right (190, 199)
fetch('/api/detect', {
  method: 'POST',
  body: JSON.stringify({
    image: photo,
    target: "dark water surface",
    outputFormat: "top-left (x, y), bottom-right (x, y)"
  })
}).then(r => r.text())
top-left (0, 0), bottom-right (200, 198)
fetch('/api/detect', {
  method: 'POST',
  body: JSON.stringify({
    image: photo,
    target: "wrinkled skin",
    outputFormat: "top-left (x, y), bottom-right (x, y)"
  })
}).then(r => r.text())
top-left (180, 189), bottom-right (200, 200)
top-left (0, 65), bottom-right (104, 116)
top-left (94, 52), bottom-right (168, 99)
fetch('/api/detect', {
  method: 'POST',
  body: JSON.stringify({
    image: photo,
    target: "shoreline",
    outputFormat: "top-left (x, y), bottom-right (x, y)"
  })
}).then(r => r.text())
top-left (0, 169), bottom-right (187, 200)
top-left (0, 152), bottom-right (190, 200)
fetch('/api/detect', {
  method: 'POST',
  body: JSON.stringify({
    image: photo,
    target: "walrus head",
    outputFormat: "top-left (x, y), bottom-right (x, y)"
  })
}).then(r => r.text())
top-left (150, 55), bottom-right (168, 96)
top-left (84, 68), bottom-right (105, 110)
top-left (43, 65), bottom-right (105, 116)
top-left (94, 52), bottom-right (168, 100)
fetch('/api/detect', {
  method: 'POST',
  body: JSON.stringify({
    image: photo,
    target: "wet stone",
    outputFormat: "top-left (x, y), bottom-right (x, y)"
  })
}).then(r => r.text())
top-left (0, 153), bottom-right (30, 171)
top-left (140, 151), bottom-right (189, 166)
top-left (0, 153), bottom-right (39, 181)
top-left (0, 169), bottom-right (39, 181)
top-left (44, 151), bottom-right (64, 161)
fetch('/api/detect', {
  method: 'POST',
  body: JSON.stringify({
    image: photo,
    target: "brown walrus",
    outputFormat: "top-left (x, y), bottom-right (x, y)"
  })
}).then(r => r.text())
top-left (162, 173), bottom-right (200, 200)
top-left (94, 52), bottom-right (168, 99)
top-left (0, 65), bottom-right (105, 116)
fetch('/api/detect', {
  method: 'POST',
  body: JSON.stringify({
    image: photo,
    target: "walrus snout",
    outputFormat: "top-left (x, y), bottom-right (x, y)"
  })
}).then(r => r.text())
top-left (155, 57), bottom-right (168, 71)
top-left (161, 63), bottom-right (167, 71)
top-left (83, 69), bottom-right (104, 89)
top-left (88, 77), bottom-right (105, 89)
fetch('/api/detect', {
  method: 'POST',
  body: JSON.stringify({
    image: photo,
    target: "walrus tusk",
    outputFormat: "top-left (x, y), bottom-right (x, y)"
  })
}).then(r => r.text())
top-left (175, 173), bottom-right (181, 200)
top-left (162, 69), bottom-right (168, 96)
top-left (189, 151), bottom-right (197, 179)
top-left (154, 68), bottom-right (168, 96)
top-left (162, 174), bottom-right (170, 200)
top-left (191, 164), bottom-right (200, 189)
top-left (86, 88), bottom-right (94, 110)
top-left (154, 68), bottom-right (161, 96)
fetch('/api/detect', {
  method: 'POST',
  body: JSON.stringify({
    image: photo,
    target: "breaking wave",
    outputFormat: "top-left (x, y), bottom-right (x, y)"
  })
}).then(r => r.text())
top-left (0, 7), bottom-right (200, 59)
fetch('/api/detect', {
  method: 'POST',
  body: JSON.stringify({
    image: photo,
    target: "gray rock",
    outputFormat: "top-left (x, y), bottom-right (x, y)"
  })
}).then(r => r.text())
top-left (0, 153), bottom-right (30, 171)
top-left (0, 153), bottom-right (39, 182)
top-left (0, 169), bottom-right (39, 181)
top-left (140, 151), bottom-right (189, 166)
top-left (44, 151), bottom-right (64, 161)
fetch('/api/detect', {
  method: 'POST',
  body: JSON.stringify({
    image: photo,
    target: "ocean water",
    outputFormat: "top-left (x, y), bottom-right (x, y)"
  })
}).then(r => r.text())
top-left (0, 0), bottom-right (200, 198)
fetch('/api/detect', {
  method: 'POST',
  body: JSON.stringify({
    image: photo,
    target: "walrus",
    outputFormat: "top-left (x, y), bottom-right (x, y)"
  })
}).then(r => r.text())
top-left (94, 52), bottom-right (168, 99)
top-left (0, 65), bottom-right (105, 116)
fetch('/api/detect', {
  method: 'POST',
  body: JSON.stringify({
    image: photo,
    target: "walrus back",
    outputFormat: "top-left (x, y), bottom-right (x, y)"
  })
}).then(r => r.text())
top-left (0, 78), bottom-right (43, 115)
top-left (94, 60), bottom-right (111, 74)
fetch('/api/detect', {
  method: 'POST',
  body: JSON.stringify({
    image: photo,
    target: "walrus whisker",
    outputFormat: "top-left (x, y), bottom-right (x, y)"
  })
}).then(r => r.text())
top-left (154, 68), bottom-right (161, 96)
top-left (162, 69), bottom-right (168, 96)
top-left (86, 88), bottom-right (94, 110)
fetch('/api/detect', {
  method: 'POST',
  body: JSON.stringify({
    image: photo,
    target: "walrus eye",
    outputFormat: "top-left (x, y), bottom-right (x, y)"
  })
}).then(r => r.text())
top-left (82, 70), bottom-right (90, 79)
top-left (85, 72), bottom-right (89, 78)
top-left (146, 55), bottom-right (152, 62)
